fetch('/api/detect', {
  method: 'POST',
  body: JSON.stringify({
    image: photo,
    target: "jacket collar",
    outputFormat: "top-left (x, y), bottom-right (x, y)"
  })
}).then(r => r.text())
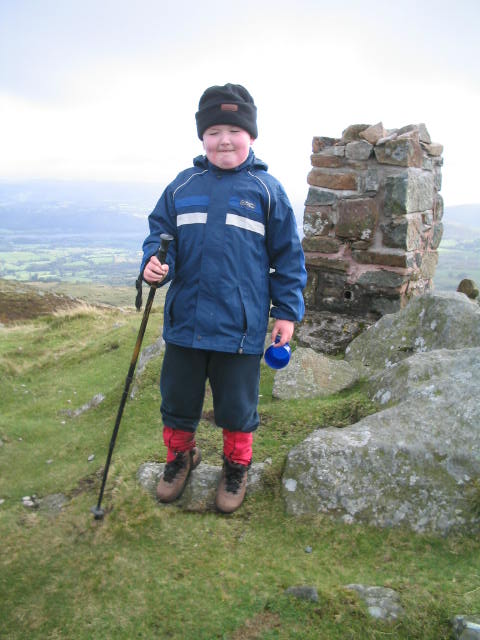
top-left (193, 148), bottom-right (268, 172)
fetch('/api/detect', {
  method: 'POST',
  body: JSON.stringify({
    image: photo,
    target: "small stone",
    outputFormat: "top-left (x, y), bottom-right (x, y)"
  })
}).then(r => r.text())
top-left (452, 615), bottom-right (480, 639)
top-left (304, 187), bottom-right (337, 206)
top-left (302, 236), bottom-right (342, 253)
top-left (345, 140), bottom-right (373, 161)
top-left (418, 123), bottom-right (432, 144)
top-left (87, 454), bottom-right (95, 462)
top-left (375, 138), bottom-right (424, 167)
top-left (337, 198), bottom-right (379, 241)
top-left (457, 279), bottom-right (479, 300)
top-left (312, 136), bottom-right (338, 152)
top-left (307, 169), bottom-right (357, 191)
top-left (310, 153), bottom-right (345, 168)
top-left (305, 546), bottom-right (313, 553)
top-left (46, 459), bottom-right (53, 465)
top-left (345, 584), bottom-right (404, 621)
top-left (423, 142), bottom-right (443, 156)
top-left (359, 122), bottom-right (386, 145)
top-left (341, 124), bottom-right (371, 142)
top-left (0, 498), bottom-right (5, 505)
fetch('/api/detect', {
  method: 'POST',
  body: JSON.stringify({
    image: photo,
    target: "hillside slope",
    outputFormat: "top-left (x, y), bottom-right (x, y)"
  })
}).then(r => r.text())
top-left (0, 293), bottom-right (478, 638)
top-left (0, 278), bottom-right (95, 324)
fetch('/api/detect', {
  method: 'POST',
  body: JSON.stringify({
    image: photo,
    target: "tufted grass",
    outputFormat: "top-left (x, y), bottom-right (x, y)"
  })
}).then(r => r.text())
top-left (0, 289), bottom-right (479, 639)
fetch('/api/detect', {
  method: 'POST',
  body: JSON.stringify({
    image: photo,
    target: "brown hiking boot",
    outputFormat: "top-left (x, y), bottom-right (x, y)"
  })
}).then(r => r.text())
top-left (156, 447), bottom-right (201, 503)
top-left (215, 457), bottom-right (250, 514)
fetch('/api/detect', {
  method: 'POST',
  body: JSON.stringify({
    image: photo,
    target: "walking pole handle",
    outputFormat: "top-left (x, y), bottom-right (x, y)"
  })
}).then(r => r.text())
top-left (157, 233), bottom-right (174, 266)
top-left (135, 233), bottom-right (174, 310)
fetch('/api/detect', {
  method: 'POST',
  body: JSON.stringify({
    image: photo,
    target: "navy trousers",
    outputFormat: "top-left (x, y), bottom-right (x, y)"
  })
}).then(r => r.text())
top-left (160, 343), bottom-right (262, 433)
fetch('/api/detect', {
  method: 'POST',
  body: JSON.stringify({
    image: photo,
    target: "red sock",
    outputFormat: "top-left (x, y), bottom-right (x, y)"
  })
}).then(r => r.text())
top-left (223, 429), bottom-right (253, 466)
top-left (163, 426), bottom-right (196, 463)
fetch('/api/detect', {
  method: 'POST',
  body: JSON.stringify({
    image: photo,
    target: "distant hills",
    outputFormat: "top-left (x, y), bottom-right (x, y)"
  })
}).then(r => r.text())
top-left (0, 179), bottom-right (478, 291)
top-left (442, 203), bottom-right (480, 230)
top-left (0, 179), bottom-right (161, 209)
top-left (0, 178), bottom-right (478, 241)
top-left (0, 179), bottom-right (160, 235)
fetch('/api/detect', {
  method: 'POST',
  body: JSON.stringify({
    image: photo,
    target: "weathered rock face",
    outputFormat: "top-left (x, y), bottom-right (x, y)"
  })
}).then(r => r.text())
top-left (272, 347), bottom-right (358, 400)
top-left (282, 371), bottom-right (480, 534)
top-left (296, 310), bottom-right (373, 355)
top-left (345, 585), bottom-right (404, 621)
top-left (282, 294), bottom-right (480, 535)
top-left (303, 123), bottom-right (443, 320)
top-left (367, 347), bottom-right (480, 407)
top-left (452, 615), bottom-right (480, 640)
top-left (345, 292), bottom-right (480, 372)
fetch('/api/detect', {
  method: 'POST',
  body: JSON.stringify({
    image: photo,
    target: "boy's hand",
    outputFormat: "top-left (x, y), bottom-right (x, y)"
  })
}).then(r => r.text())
top-left (271, 319), bottom-right (294, 347)
top-left (144, 255), bottom-right (169, 284)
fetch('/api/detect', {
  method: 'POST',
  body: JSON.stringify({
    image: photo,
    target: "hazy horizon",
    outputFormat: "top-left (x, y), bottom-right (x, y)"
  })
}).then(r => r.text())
top-left (1, 0), bottom-right (479, 211)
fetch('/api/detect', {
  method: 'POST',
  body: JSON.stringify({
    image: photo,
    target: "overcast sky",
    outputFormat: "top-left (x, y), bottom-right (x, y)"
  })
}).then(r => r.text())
top-left (1, 0), bottom-right (479, 210)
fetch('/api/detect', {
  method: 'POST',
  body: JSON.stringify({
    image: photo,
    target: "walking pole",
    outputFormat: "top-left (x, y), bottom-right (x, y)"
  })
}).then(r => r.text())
top-left (91, 233), bottom-right (173, 520)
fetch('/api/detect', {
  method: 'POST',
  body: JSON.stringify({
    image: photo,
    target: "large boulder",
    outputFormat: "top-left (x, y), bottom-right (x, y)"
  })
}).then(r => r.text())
top-left (272, 347), bottom-right (358, 400)
top-left (345, 292), bottom-right (480, 372)
top-left (367, 347), bottom-right (480, 406)
top-left (282, 343), bottom-right (480, 534)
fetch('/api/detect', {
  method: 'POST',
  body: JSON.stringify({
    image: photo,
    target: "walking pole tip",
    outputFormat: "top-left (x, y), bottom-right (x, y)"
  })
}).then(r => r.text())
top-left (91, 506), bottom-right (105, 520)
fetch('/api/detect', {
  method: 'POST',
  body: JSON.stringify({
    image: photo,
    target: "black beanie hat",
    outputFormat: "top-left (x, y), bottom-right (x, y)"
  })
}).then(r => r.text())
top-left (195, 83), bottom-right (258, 140)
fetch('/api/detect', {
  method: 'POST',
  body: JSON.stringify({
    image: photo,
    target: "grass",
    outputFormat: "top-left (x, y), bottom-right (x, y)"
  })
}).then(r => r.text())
top-left (1, 294), bottom-right (479, 639)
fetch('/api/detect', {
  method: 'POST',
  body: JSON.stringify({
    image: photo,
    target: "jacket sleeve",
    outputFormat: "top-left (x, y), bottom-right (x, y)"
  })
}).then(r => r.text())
top-left (266, 184), bottom-right (307, 322)
top-left (140, 185), bottom-right (177, 284)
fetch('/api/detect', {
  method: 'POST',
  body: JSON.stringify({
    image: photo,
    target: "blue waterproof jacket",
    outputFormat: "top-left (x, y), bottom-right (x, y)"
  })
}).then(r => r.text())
top-left (141, 150), bottom-right (307, 355)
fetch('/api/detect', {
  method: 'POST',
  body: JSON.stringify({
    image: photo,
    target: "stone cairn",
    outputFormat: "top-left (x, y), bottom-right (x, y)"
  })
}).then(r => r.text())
top-left (302, 122), bottom-right (443, 327)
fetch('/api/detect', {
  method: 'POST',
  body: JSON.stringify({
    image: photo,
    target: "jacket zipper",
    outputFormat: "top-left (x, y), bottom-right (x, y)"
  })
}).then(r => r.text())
top-left (238, 288), bottom-right (248, 354)
top-left (238, 333), bottom-right (247, 354)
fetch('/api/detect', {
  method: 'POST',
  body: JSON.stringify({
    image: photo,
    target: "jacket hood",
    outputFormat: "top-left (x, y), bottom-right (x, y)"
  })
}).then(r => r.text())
top-left (193, 148), bottom-right (268, 172)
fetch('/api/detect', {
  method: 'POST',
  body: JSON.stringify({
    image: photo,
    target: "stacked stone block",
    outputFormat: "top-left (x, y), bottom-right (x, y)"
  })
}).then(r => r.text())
top-left (303, 122), bottom-right (443, 318)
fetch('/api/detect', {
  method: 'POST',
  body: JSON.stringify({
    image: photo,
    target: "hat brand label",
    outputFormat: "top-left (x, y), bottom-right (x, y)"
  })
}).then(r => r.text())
top-left (221, 103), bottom-right (238, 111)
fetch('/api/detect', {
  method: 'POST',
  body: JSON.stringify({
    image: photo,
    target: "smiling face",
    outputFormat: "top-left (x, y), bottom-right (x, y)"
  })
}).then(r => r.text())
top-left (202, 124), bottom-right (254, 169)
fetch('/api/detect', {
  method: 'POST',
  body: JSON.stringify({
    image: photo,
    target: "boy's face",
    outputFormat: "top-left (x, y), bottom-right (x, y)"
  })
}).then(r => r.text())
top-left (202, 124), bottom-right (254, 170)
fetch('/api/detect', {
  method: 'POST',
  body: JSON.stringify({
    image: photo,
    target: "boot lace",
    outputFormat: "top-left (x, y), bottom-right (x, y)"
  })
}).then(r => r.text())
top-left (163, 452), bottom-right (188, 483)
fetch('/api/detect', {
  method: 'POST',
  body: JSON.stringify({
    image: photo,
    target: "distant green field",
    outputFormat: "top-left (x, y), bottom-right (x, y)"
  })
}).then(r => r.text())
top-left (1, 228), bottom-right (479, 295)
top-left (435, 238), bottom-right (480, 291)
top-left (0, 241), bottom-right (141, 286)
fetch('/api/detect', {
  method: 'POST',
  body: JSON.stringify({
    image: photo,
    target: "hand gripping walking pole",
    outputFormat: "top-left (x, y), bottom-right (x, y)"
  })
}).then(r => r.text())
top-left (91, 233), bottom-right (173, 520)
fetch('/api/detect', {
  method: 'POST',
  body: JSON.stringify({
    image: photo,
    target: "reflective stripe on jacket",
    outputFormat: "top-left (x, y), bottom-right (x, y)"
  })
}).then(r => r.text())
top-left (141, 150), bottom-right (306, 355)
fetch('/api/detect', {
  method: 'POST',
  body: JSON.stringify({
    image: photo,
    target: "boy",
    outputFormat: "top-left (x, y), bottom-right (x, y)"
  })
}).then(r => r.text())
top-left (141, 83), bottom-right (306, 513)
